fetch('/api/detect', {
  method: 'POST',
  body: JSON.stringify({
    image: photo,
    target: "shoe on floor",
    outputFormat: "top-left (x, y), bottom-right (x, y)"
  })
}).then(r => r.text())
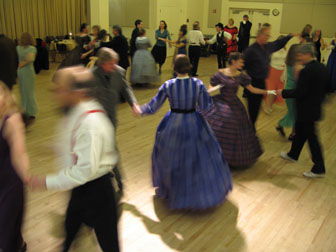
top-left (276, 125), bottom-right (286, 137)
top-left (280, 151), bottom-right (297, 162)
top-left (288, 134), bottom-right (295, 141)
top-left (303, 171), bottom-right (325, 178)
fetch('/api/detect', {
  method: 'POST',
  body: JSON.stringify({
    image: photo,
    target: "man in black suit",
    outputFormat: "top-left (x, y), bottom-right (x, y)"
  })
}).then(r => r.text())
top-left (238, 15), bottom-right (252, 52)
top-left (130, 19), bottom-right (143, 59)
top-left (92, 48), bottom-right (140, 192)
top-left (0, 34), bottom-right (18, 90)
top-left (278, 43), bottom-right (328, 178)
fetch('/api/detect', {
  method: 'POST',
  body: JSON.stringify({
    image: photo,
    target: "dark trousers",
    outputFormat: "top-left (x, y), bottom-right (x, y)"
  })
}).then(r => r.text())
top-left (189, 45), bottom-right (201, 76)
top-left (288, 122), bottom-right (325, 174)
top-left (217, 46), bottom-right (227, 69)
top-left (238, 38), bottom-right (250, 52)
top-left (63, 174), bottom-right (119, 252)
top-left (246, 79), bottom-right (265, 128)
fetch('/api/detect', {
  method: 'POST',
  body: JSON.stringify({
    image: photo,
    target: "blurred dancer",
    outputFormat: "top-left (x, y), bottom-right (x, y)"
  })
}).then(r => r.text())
top-left (278, 44), bottom-right (329, 178)
top-left (93, 47), bottom-right (140, 192)
top-left (203, 52), bottom-right (275, 167)
top-left (276, 44), bottom-right (300, 140)
top-left (139, 55), bottom-right (232, 209)
top-left (0, 82), bottom-right (30, 252)
top-left (31, 66), bottom-right (120, 252)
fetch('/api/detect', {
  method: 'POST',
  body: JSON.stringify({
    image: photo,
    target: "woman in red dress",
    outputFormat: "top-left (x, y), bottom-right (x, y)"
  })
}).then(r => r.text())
top-left (224, 18), bottom-right (238, 55)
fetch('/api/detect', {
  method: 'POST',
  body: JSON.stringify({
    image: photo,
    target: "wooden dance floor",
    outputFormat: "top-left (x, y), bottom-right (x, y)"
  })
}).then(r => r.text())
top-left (19, 55), bottom-right (336, 252)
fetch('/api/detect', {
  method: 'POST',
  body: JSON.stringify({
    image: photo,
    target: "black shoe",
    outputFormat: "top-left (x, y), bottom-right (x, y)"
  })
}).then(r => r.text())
top-left (20, 242), bottom-right (27, 252)
top-left (288, 134), bottom-right (295, 141)
top-left (276, 125), bottom-right (286, 137)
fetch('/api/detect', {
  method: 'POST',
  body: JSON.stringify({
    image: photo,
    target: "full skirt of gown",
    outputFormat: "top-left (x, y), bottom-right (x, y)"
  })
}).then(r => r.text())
top-left (152, 110), bottom-right (232, 210)
top-left (203, 95), bottom-right (263, 167)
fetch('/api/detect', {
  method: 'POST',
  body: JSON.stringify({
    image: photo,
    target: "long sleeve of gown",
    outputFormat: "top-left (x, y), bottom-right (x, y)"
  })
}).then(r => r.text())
top-left (197, 83), bottom-right (213, 111)
top-left (141, 84), bottom-right (168, 115)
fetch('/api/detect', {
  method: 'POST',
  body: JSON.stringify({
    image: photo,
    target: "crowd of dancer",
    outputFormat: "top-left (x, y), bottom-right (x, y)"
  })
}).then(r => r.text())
top-left (0, 16), bottom-right (335, 252)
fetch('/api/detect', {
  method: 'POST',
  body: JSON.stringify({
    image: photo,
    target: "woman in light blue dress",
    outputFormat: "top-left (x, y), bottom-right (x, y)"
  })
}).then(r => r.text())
top-left (130, 29), bottom-right (160, 85)
top-left (17, 32), bottom-right (38, 124)
top-left (140, 55), bottom-right (232, 210)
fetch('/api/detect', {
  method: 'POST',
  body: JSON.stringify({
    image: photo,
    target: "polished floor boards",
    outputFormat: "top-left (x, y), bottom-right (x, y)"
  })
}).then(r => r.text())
top-left (16, 55), bottom-right (336, 252)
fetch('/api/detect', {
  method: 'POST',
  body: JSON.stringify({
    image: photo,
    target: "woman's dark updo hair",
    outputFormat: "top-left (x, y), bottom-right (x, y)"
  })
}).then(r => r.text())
top-left (228, 52), bottom-right (244, 65)
top-left (98, 29), bottom-right (107, 40)
top-left (174, 54), bottom-right (192, 74)
top-left (138, 29), bottom-right (146, 36)
top-left (80, 23), bottom-right (88, 32)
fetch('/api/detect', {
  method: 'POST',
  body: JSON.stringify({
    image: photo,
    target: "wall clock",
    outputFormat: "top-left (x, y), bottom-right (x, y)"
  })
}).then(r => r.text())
top-left (272, 8), bottom-right (280, 16)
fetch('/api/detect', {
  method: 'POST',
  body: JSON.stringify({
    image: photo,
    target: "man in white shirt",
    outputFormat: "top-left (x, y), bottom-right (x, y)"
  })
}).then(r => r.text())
top-left (187, 21), bottom-right (205, 76)
top-left (31, 66), bottom-right (120, 252)
top-left (206, 22), bottom-right (232, 68)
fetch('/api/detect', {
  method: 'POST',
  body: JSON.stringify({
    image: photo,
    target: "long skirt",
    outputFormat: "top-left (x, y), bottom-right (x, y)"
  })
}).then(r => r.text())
top-left (152, 111), bottom-right (232, 210)
top-left (151, 45), bottom-right (167, 66)
top-left (264, 67), bottom-right (284, 104)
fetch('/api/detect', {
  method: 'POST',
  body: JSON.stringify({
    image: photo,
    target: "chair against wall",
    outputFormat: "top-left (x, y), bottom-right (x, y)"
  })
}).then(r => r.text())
top-left (56, 43), bottom-right (67, 62)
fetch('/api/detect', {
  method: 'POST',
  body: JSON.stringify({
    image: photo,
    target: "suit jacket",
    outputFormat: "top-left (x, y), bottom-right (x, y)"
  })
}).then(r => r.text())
top-left (238, 21), bottom-right (252, 40)
top-left (282, 60), bottom-right (328, 122)
top-left (0, 35), bottom-right (18, 89)
top-left (99, 35), bottom-right (130, 70)
top-left (92, 65), bottom-right (137, 127)
top-left (130, 28), bottom-right (140, 57)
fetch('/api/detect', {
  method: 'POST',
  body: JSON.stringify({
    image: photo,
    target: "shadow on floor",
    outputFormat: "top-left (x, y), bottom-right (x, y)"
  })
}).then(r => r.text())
top-left (122, 197), bottom-right (246, 252)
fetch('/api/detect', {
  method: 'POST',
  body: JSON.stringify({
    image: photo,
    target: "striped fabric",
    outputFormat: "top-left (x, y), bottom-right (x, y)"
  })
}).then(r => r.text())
top-left (141, 77), bottom-right (232, 210)
top-left (203, 72), bottom-right (263, 167)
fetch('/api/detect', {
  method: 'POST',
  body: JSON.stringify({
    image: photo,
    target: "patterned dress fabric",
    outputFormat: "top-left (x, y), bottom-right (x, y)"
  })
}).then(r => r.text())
top-left (202, 71), bottom-right (263, 167)
top-left (141, 77), bottom-right (232, 210)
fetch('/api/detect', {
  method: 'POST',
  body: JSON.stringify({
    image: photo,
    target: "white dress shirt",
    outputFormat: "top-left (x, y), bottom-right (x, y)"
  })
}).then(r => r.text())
top-left (207, 31), bottom-right (232, 45)
top-left (46, 100), bottom-right (119, 191)
top-left (270, 48), bottom-right (287, 70)
top-left (187, 30), bottom-right (205, 46)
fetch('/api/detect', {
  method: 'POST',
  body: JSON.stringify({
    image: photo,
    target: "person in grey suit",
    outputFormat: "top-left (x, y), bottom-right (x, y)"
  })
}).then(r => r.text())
top-left (93, 47), bottom-right (141, 192)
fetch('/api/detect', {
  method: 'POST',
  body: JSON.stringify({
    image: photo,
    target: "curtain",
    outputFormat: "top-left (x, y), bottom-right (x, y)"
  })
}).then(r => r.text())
top-left (0, 0), bottom-right (87, 39)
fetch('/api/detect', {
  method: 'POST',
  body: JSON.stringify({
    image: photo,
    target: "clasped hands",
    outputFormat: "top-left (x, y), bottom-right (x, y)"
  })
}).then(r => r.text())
top-left (24, 175), bottom-right (47, 191)
top-left (132, 104), bottom-right (142, 117)
top-left (267, 90), bottom-right (283, 96)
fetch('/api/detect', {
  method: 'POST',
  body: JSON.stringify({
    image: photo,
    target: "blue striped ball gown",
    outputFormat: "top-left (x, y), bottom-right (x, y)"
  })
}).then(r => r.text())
top-left (141, 77), bottom-right (232, 210)
top-left (202, 71), bottom-right (263, 167)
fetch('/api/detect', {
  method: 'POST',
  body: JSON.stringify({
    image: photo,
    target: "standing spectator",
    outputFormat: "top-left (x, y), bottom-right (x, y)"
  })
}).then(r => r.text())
top-left (312, 29), bottom-right (327, 62)
top-left (17, 32), bottom-right (38, 126)
top-left (0, 81), bottom-right (30, 252)
top-left (187, 21), bottom-right (205, 76)
top-left (130, 19), bottom-right (143, 59)
top-left (0, 34), bottom-right (18, 91)
top-left (243, 26), bottom-right (294, 128)
top-left (278, 43), bottom-right (329, 178)
top-left (30, 66), bottom-right (120, 252)
top-left (238, 15), bottom-right (252, 52)
top-left (207, 22), bottom-right (232, 69)
top-left (327, 32), bottom-right (336, 92)
top-left (224, 18), bottom-right (238, 54)
top-left (152, 20), bottom-right (171, 74)
top-left (78, 23), bottom-right (92, 65)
